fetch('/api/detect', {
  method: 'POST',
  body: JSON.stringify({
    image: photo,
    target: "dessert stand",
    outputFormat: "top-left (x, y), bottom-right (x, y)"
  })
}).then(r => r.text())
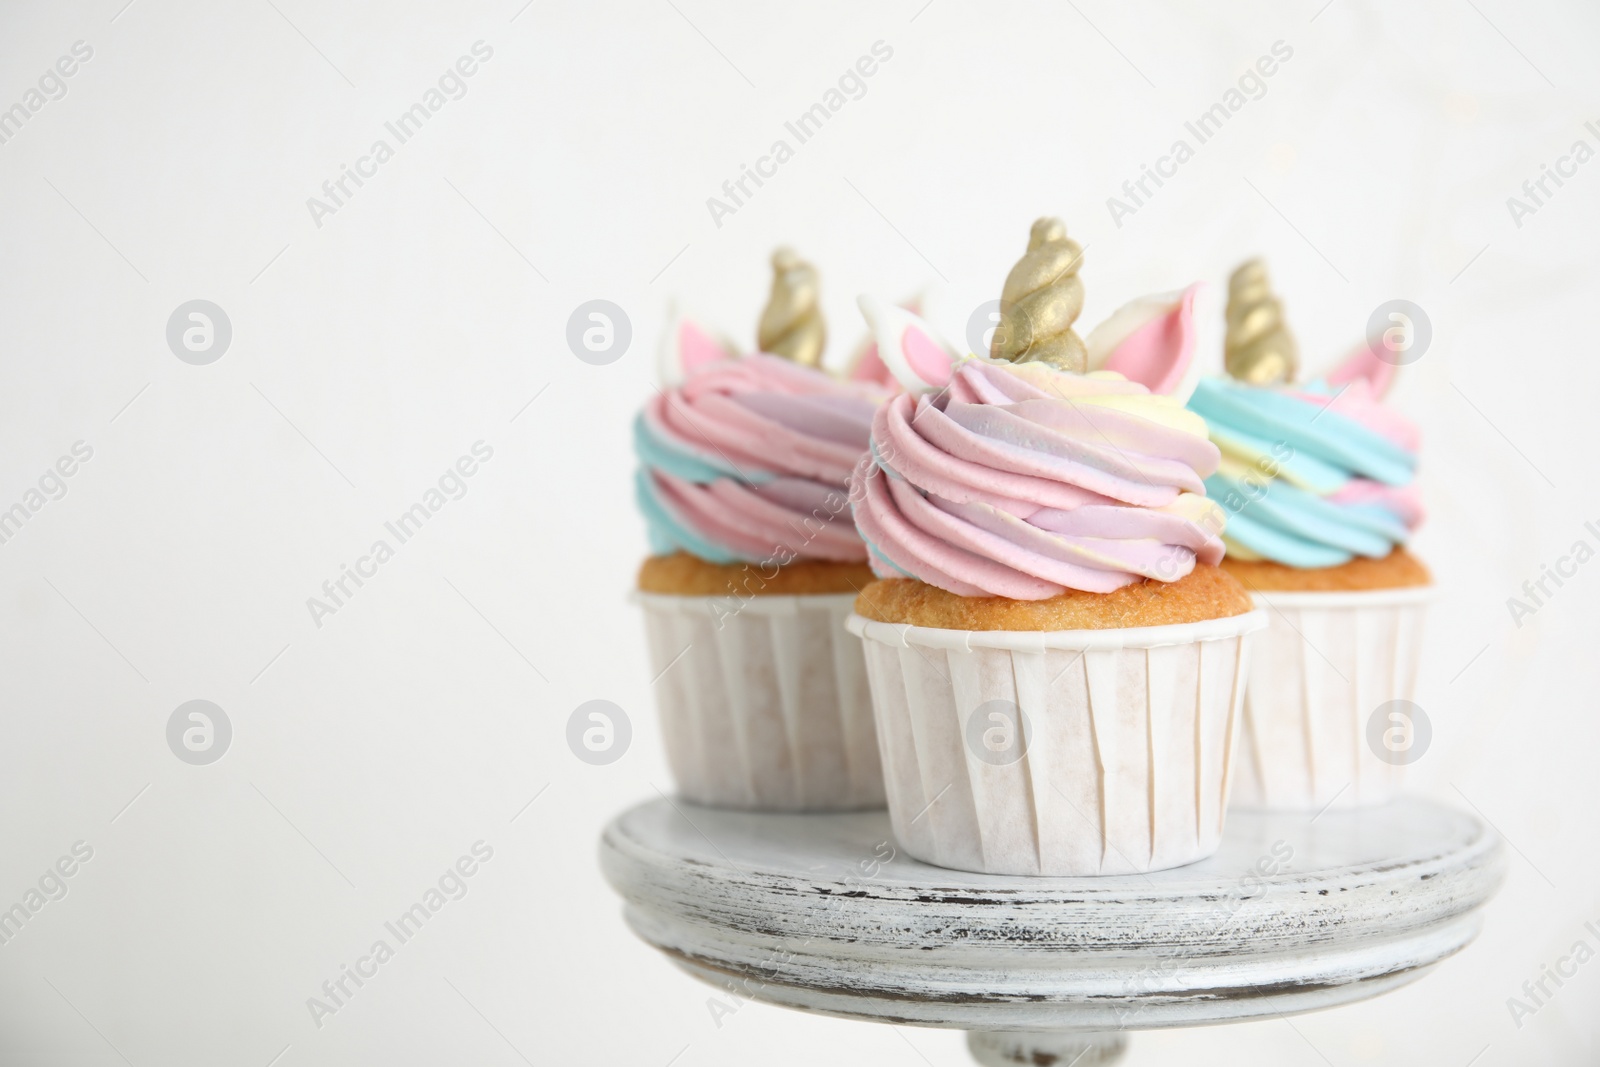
top-left (601, 795), bottom-right (1505, 1064)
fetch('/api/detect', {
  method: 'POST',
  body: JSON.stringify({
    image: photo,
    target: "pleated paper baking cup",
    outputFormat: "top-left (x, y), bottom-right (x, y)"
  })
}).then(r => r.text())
top-left (636, 592), bottom-right (885, 811)
top-left (1231, 585), bottom-right (1435, 812)
top-left (846, 609), bottom-right (1267, 877)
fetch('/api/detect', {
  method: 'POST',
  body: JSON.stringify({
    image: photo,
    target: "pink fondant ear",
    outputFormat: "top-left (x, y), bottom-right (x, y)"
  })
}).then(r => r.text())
top-left (679, 321), bottom-right (731, 373)
top-left (902, 325), bottom-right (954, 385)
top-left (659, 304), bottom-right (739, 384)
top-left (857, 295), bottom-right (961, 393)
top-left (1324, 342), bottom-right (1398, 398)
top-left (1084, 283), bottom-right (1207, 401)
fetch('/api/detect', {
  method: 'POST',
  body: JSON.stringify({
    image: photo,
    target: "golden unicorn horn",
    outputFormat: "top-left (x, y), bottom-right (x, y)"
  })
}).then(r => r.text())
top-left (1224, 258), bottom-right (1298, 385)
top-left (758, 247), bottom-right (826, 368)
top-left (991, 217), bottom-right (1087, 373)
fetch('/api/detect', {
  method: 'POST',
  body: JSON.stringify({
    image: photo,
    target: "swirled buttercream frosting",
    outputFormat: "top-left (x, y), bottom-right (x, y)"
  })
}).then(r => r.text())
top-left (1186, 367), bottom-right (1422, 569)
top-left (850, 358), bottom-right (1227, 599)
top-left (635, 354), bottom-right (880, 564)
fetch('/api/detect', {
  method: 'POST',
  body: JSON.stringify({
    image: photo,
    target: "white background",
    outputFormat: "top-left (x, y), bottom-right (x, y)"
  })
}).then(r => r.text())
top-left (0, 0), bottom-right (1596, 1064)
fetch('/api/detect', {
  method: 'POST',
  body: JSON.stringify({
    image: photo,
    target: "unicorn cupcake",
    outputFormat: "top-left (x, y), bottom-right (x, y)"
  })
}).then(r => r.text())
top-left (1188, 258), bottom-right (1431, 810)
top-left (845, 218), bottom-right (1266, 876)
top-left (635, 249), bottom-right (889, 811)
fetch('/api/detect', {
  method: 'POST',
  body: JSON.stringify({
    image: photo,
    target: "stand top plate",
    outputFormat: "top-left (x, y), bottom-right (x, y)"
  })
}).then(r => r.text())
top-left (601, 796), bottom-right (1505, 1031)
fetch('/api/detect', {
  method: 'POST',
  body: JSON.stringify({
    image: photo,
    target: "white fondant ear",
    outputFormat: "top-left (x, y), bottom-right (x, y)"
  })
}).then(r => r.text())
top-left (845, 290), bottom-right (925, 389)
top-left (856, 295), bottom-right (962, 393)
top-left (1084, 282), bottom-right (1209, 403)
top-left (658, 302), bottom-right (740, 385)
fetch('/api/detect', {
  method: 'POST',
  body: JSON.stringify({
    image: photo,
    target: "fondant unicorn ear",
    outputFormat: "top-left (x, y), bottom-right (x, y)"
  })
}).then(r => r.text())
top-left (659, 303), bottom-right (740, 385)
top-left (856, 295), bottom-right (963, 393)
top-left (1084, 282), bottom-right (1210, 403)
top-left (1323, 341), bottom-right (1398, 398)
top-left (845, 291), bottom-right (922, 389)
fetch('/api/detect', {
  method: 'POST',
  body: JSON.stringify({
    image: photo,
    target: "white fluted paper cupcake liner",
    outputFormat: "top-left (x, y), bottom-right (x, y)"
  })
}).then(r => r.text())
top-left (1230, 586), bottom-right (1435, 812)
top-left (637, 592), bottom-right (885, 811)
top-left (846, 610), bottom-right (1267, 876)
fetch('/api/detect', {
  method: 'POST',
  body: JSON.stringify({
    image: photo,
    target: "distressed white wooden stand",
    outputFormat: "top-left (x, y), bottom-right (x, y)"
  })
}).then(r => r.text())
top-left (601, 797), bottom-right (1504, 1064)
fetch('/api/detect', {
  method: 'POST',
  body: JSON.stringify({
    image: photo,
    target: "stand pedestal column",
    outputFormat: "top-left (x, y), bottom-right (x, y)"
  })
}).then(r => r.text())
top-left (967, 1030), bottom-right (1127, 1065)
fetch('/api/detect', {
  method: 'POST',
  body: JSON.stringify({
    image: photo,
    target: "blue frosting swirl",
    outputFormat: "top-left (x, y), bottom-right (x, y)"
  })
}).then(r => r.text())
top-left (1186, 377), bottom-right (1419, 569)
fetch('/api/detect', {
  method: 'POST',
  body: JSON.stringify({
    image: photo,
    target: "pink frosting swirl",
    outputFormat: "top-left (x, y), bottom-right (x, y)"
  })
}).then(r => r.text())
top-left (850, 360), bottom-right (1227, 599)
top-left (636, 355), bottom-right (882, 563)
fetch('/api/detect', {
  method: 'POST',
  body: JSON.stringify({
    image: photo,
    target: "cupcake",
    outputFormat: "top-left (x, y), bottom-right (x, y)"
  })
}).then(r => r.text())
top-left (635, 249), bottom-right (889, 811)
top-left (845, 218), bottom-right (1266, 876)
top-left (1187, 258), bottom-right (1431, 811)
